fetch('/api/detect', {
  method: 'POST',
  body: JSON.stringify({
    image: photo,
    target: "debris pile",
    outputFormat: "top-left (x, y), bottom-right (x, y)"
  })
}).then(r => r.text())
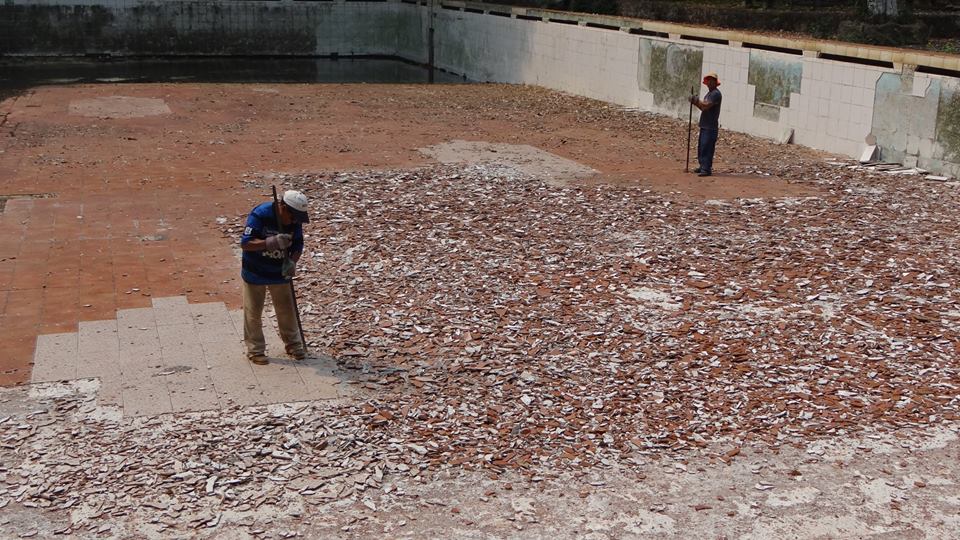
top-left (0, 395), bottom-right (419, 535)
top-left (825, 158), bottom-right (957, 182)
top-left (245, 162), bottom-right (957, 468)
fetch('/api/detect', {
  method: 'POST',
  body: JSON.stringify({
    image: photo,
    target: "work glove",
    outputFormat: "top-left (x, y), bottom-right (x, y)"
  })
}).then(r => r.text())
top-left (265, 233), bottom-right (293, 251)
top-left (282, 258), bottom-right (297, 279)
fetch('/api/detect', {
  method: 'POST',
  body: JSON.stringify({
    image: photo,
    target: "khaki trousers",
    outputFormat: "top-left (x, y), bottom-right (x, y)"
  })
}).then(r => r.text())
top-left (242, 280), bottom-right (304, 358)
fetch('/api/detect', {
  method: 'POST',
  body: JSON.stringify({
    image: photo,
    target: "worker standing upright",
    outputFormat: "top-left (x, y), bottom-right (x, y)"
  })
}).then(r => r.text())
top-left (689, 72), bottom-right (723, 177)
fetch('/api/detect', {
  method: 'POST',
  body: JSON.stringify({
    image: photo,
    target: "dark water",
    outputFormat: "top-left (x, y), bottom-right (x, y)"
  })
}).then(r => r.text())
top-left (0, 57), bottom-right (468, 101)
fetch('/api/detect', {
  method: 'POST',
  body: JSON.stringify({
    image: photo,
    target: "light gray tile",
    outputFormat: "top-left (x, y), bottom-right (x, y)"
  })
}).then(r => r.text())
top-left (161, 347), bottom-right (220, 413)
top-left (201, 338), bottom-right (245, 367)
top-left (228, 310), bottom-right (244, 336)
top-left (201, 340), bottom-right (263, 407)
top-left (96, 373), bottom-right (124, 408)
top-left (78, 346), bottom-right (121, 380)
top-left (191, 302), bottom-right (231, 323)
top-left (158, 323), bottom-right (201, 350)
top-left (167, 373), bottom-right (221, 413)
top-left (118, 346), bottom-right (164, 378)
top-left (29, 299), bottom-right (355, 415)
top-left (121, 372), bottom-right (172, 417)
top-left (117, 307), bottom-right (159, 349)
top-left (151, 296), bottom-right (188, 309)
top-left (193, 302), bottom-right (240, 343)
top-left (78, 320), bottom-right (118, 354)
top-left (153, 296), bottom-right (194, 326)
top-left (31, 332), bottom-right (78, 382)
top-left (250, 358), bottom-right (312, 404)
top-left (197, 321), bottom-right (240, 344)
top-left (117, 318), bottom-right (160, 350)
top-left (117, 306), bottom-right (157, 329)
top-left (160, 344), bottom-right (206, 369)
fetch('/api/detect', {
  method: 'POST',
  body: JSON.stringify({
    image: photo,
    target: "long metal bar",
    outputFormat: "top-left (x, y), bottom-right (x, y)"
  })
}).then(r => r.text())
top-left (271, 186), bottom-right (307, 349)
top-left (686, 86), bottom-right (694, 173)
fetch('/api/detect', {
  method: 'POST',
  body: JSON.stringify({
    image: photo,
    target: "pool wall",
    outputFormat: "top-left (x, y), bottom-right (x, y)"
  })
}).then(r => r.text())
top-left (0, 0), bottom-right (424, 58)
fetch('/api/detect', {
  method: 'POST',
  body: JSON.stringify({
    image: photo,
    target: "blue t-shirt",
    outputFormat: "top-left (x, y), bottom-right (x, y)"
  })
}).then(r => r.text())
top-left (240, 202), bottom-right (304, 285)
top-left (699, 88), bottom-right (722, 129)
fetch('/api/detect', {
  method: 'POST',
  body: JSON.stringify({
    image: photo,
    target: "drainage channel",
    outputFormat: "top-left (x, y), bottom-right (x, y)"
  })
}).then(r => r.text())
top-left (0, 56), bottom-right (470, 101)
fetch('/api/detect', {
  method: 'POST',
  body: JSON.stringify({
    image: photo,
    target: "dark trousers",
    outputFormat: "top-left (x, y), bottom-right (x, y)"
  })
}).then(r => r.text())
top-left (697, 127), bottom-right (718, 173)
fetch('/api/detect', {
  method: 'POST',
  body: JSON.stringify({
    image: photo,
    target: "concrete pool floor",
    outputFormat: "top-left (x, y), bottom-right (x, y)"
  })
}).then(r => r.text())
top-left (0, 82), bottom-right (957, 538)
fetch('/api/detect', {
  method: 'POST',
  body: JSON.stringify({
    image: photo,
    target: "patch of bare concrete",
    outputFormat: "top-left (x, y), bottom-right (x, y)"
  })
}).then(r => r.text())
top-left (420, 140), bottom-right (597, 186)
top-left (68, 96), bottom-right (171, 119)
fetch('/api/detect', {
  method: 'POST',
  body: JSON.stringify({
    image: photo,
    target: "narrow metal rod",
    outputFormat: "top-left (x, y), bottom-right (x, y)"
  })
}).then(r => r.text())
top-left (272, 185), bottom-right (307, 348)
top-left (686, 86), bottom-right (694, 173)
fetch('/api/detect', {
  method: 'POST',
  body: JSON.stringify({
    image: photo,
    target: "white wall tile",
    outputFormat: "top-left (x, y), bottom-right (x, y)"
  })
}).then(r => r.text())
top-left (842, 66), bottom-right (856, 86)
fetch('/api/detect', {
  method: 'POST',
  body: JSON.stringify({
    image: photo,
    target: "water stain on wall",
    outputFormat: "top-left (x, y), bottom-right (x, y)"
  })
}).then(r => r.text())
top-left (0, 3), bottom-right (366, 55)
top-left (331, 5), bottom-right (417, 56)
top-left (1, 5), bottom-right (115, 53)
top-left (747, 50), bottom-right (802, 122)
top-left (935, 84), bottom-right (960, 162)
top-left (637, 39), bottom-right (703, 115)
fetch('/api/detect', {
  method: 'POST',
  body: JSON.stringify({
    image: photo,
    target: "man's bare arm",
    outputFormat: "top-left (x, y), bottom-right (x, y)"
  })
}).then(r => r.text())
top-left (690, 97), bottom-right (715, 112)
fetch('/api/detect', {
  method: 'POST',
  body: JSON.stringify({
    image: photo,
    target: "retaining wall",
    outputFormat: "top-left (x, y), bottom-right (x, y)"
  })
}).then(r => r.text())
top-left (2, 0), bottom-right (959, 176)
top-left (0, 0), bottom-right (424, 57)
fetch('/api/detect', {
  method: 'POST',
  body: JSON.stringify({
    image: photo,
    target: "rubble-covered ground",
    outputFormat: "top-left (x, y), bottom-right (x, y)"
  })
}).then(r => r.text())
top-left (279, 161), bottom-right (959, 468)
top-left (2, 379), bottom-right (958, 539)
top-left (1, 81), bottom-right (959, 538)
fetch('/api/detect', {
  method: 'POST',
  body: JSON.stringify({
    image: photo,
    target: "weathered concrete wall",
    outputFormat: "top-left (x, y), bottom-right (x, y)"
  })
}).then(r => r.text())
top-left (2, 0), bottom-right (959, 176)
top-left (431, 3), bottom-right (960, 177)
top-left (0, 0), bottom-right (423, 57)
top-left (432, 11), bottom-right (641, 106)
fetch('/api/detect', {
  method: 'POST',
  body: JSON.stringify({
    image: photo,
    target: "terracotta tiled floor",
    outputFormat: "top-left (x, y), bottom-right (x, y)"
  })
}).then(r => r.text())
top-left (0, 88), bottom-right (270, 384)
top-left (1, 81), bottom-right (813, 386)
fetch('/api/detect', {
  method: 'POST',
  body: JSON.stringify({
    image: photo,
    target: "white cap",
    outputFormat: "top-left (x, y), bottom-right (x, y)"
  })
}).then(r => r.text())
top-left (282, 190), bottom-right (309, 223)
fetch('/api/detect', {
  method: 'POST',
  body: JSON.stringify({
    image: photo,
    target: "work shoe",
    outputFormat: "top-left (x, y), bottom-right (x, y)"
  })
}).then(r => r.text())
top-left (692, 167), bottom-right (701, 173)
top-left (249, 355), bottom-right (269, 365)
top-left (698, 170), bottom-right (711, 177)
top-left (287, 348), bottom-right (308, 360)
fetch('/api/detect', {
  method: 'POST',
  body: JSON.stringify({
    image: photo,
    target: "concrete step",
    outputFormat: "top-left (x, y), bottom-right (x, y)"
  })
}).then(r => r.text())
top-left (31, 296), bottom-right (352, 416)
